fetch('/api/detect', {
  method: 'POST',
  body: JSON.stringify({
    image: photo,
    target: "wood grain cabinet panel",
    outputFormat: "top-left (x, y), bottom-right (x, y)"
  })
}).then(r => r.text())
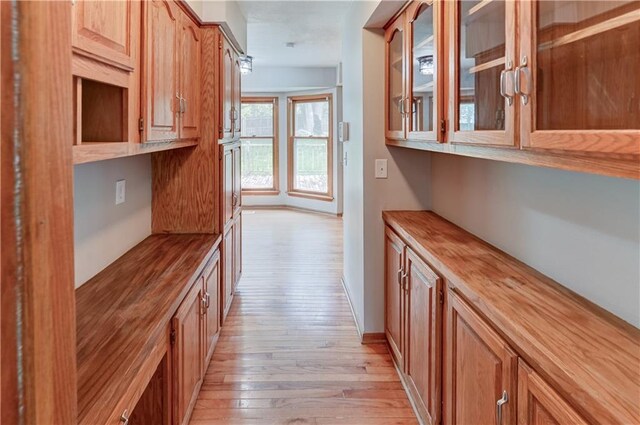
top-left (233, 215), bottom-right (242, 292)
top-left (203, 251), bottom-right (221, 367)
top-left (233, 53), bottom-right (242, 137)
top-left (385, 18), bottom-right (407, 140)
top-left (172, 280), bottom-right (205, 425)
top-left (71, 0), bottom-right (137, 70)
top-left (232, 144), bottom-right (242, 215)
top-left (517, 360), bottom-right (588, 425)
top-left (404, 248), bottom-right (442, 425)
top-left (222, 144), bottom-right (234, 229)
top-left (178, 12), bottom-right (201, 140)
top-left (222, 226), bottom-right (234, 323)
top-left (446, 289), bottom-right (517, 425)
top-left (220, 37), bottom-right (235, 140)
top-left (142, 0), bottom-right (179, 142)
top-left (518, 0), bottom-right (640, 158)
top-left (384, 226), bottom-right (405, 366)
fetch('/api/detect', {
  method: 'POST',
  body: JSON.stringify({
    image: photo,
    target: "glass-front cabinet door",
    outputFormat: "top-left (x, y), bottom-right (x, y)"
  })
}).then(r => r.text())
top-left (408, 0), bottom-right (442, 141)
top-left (386, 18), bottom-right (407, 140)
top-left (519, 1), bottom-right (640, 157)
top-left (449, 0), bottom-right (517, 146)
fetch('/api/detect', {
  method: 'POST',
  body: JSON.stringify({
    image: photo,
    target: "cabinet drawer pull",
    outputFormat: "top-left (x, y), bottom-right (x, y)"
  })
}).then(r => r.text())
top-left (499, 60), bottom-right (514, 106)
top-left (496, 390), bottom-right (508, 425)
top-left (120, 409), bottom-right (129, 425)
top-left (515, 55), bottom-right (530, 105)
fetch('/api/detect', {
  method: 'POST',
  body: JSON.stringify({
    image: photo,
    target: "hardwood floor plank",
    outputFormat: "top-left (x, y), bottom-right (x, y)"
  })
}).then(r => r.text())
top-left (190, 210), bottom-right (416, 424)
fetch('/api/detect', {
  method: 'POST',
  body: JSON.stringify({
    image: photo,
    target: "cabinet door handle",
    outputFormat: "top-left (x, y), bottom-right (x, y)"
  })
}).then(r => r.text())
top-left (500, 60), bottom-right (514, 106)
top-left (401, 271), bottom-right (408, 292)
top-left (515, 56), bottom-right (530, 105)
top-left (496, 390), bottom-right (508, 425)
top-left (397, 268), bottom-right (403, 286)
top-left (205, 292), bottom-right (210, 308)
top-left (232, 193), bottom-right (238, 207)
top-left (398, 97), bottom-right (405, 115)
top-left (182, 97), bottom-right (187, 114)
top-left (120, 410), bottom-right (129, 425)
top-left (176, 92), bottom-right (181, 114)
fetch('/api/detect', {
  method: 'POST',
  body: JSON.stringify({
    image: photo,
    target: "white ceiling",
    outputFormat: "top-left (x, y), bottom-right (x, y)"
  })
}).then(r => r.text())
top-left (237, 1), bottom-right (354, 67)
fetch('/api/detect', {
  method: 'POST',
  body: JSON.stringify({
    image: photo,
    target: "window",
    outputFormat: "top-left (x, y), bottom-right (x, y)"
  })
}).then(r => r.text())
top-left (287, 94), bottom-right (333, 201)
top-left (240, 97), bottom-right (279, 194)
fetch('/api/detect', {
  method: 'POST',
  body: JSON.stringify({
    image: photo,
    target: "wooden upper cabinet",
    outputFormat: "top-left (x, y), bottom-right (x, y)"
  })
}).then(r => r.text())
top-left (172, 279), bottom-right (204, 425)
top-left (384, 226), bottom-right (405, 366)
top-left (385, 18), bottom-right (407, 140)
top-left (446, 289), bottom-right (517, 425)
top-left (517, 360), bottom-right (589, 425)
top-left (203, 252), bottom-right (220, 367)
top-left (143, 0), bottom-right (179, 142)
top-left (71, 0), bottom-right (138, 70)
top-left (179, 13), bottom-right (201, 140)
top-left (518, 1), bottom-right (640, 158)
top-left (404, 248), bottom-right (442, 425)
top-left (220, 37), bottom-right (235, 140)
top-left (407, 0), bottom-right (443, 141)
top-left (233, 54), bottom-right (243, 138)
top-left (448, 0), bottom-right (517, 147)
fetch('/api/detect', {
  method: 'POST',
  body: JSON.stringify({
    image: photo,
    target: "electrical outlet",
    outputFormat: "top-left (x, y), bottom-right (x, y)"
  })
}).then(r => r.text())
top-left (375, 159), bottom-right (388, 179)
top-left (115, 179), bottom-right (126, 205)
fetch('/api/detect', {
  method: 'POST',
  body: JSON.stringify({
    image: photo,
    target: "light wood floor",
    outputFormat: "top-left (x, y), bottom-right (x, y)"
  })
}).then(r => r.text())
top-left (190, 209), bottom-right (418, 425)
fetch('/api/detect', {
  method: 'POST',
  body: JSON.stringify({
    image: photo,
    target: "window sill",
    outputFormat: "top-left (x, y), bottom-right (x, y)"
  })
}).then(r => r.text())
top-left (242, 189), bottom-right (280, 196)
top-left (287, 191), bottom-right (334, 202)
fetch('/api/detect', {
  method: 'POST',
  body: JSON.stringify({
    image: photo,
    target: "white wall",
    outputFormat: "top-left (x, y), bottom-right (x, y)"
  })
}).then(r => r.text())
top-left (342, 1), bottom-right (431, 334)
top-left (184, 0), bottom-right (247, 53)
top-left (74, 155), bottom-right (152, 287)
top-left (242, 88), bottom-right (343, 215)
top-left (243, 66), bottom-right (338, 93)
top-left (431, 154), bottom-right (640, 327)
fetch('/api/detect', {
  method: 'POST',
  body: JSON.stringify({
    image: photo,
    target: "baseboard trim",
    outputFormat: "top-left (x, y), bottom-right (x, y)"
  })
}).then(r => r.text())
top-left (340, 275), bottom-right (364, 340)
top-left (361, 332), bottom-right (386, 344)
top-left (243, 204), bottom-right (342, 218)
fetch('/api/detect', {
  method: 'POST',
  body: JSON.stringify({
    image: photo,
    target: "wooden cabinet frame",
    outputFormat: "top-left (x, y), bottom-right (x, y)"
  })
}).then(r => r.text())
top-left (447, 0), bottom-right (517, 147)
top-left (518, 1), bottom-right (640, 157)
top-left (446, 289), bottom-right (517, 425)
top-left (385, 18), bottom-right (408, 140)
top-left (407, 0), bottom-right (444, 142)
top-left (385, 0), bottom-right (639, 178)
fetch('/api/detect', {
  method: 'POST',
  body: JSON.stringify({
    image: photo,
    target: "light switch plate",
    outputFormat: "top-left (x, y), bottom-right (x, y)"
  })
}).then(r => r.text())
top-left (115, 179), bottom-right (126, 205)
top-left (375, 159), bottom-right (388, 179)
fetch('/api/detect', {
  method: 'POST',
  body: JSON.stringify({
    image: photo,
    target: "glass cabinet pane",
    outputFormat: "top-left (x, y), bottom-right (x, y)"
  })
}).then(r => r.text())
top-left (388, 29), bottom-right (404, 132)
top-left (412, 4), bottom-right (435, 132)
top-left (458, 0), bottom-right (506, 131)
top-left (536, 1), bottom-right (640, 130)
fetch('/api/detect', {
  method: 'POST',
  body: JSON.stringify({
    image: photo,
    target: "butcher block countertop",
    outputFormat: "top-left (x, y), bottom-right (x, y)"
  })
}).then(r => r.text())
top-left (383, 210), bottom-right (640, 425)
top-left (76, 233), bottom-right (221, 425)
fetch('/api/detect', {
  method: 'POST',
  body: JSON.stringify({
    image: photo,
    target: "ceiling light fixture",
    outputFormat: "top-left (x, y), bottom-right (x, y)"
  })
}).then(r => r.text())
top-left (285, 42), bottom-right (295, 48)
top-left (418, 55), bottom-right (434, 75)
top-left (240, 55), bottom-right (253, 75)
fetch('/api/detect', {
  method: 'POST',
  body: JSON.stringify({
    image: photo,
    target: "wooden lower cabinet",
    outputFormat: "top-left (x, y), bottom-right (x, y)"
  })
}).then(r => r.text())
top-left (446, 290), bottom-right (517, 425)
top-left (222, 225), bottom-right (234, 323)
top-left (405, 248), bottom-right (442, 425)
top-left (172, 278), bottom-right (205, 425)
top-left (203, 251), bottom-right (221, 366)
top-left (517, 360), bottom-right (588, 425)
top-left (233, 213), bottom-right (242, 291)
top-left (384, 226), bottom-right (405, 366)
